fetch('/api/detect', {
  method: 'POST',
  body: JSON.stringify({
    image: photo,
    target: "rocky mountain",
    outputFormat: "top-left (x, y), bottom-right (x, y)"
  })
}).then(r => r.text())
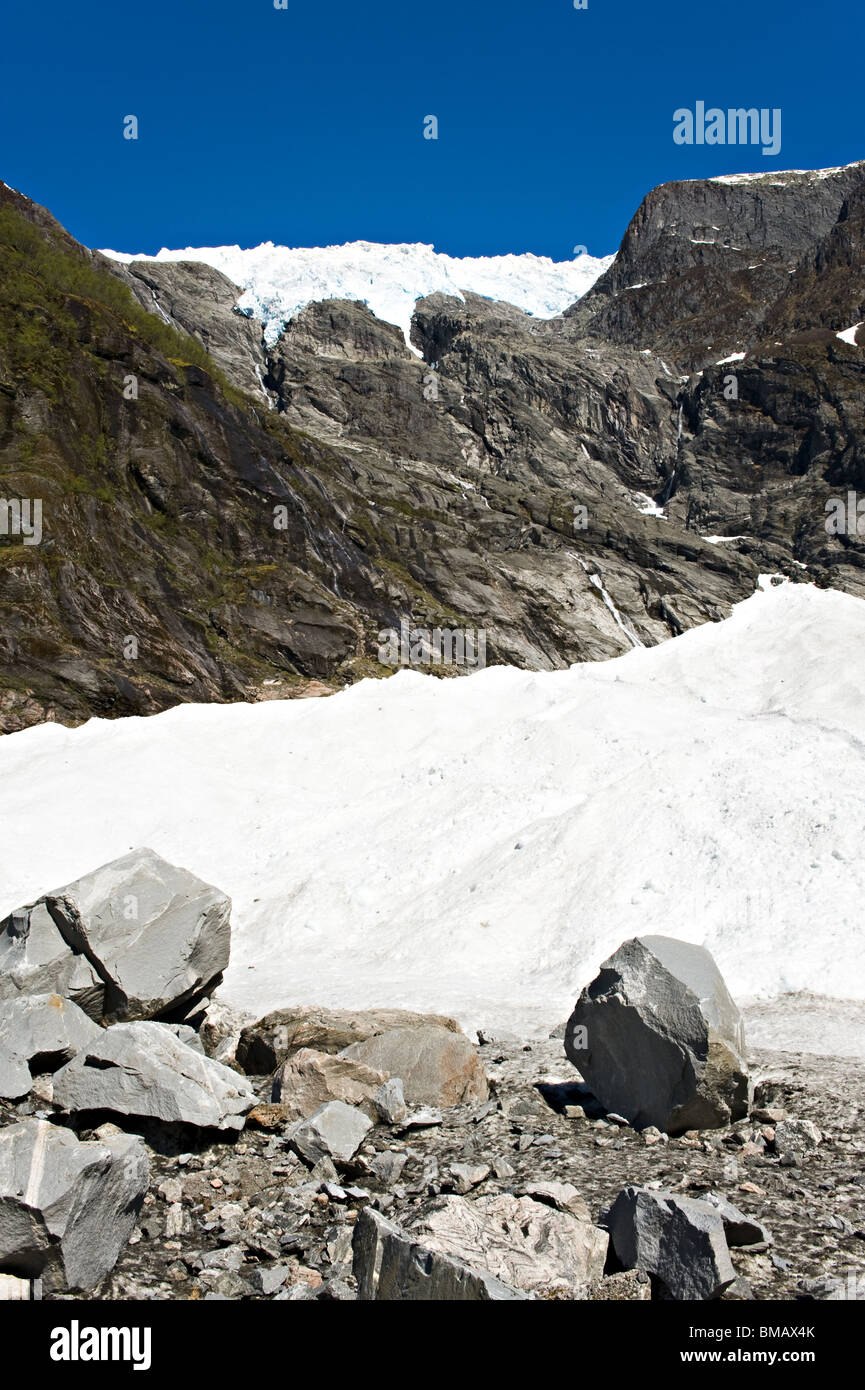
top-left (1, 163), bottom-right (863, 731)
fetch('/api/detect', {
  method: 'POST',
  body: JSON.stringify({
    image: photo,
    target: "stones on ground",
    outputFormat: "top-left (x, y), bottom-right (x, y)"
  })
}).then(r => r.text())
top-left (565, 935), bottom-right (749, 1133)
top-left (700, 1191), bottom-right (772, 1247)
top-left (52, 1021), bottom-right (256, 1131)
top-left (270, 1047), bottom-right (387, 1120)
top-left (604, 1185), bottom-right (736, 1300)
top-left (352, 1206), bottom-right (527, 1301)
top-left (289, 1101), bottom-right (373, 1165)
top-left (0, 994), bottom-right (101, 1100)
top-left (0, 1118), bottom-right (148, 1292)
top-left (0, 850), bottom-right (230, 1024)
top-left (408, 1193), bottom-right (608, 1296)
top-left (372, 1077), bottom-right (408, 1125)
top-left (236, 1005), bottom-right (460, 1074)
top-left (585, 1270), bottom-right (651, 1301)
top-left (340, 1026), bottom-right (488, 1107)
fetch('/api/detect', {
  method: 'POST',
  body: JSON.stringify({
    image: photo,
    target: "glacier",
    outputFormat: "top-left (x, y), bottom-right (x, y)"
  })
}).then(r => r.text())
top-left (100, 239), bottom-right (614, 348)
top-left (1, 580), bottom-right (864, 1048)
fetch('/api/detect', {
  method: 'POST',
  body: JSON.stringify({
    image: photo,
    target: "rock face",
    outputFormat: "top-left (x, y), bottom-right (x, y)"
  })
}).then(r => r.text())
top-left (566, 163), bottom-right (865, 369)
top-left (0, 1119), bottom-right (148, 1291)
top-left (52, 1022), bottom-right (256, 1131)
top-left (565, 935), bottom-right (749, 1133)
top-left (408, 1193), bottom-right (608, 1296)
top-left (236, 1005), bottom-right (460, 1075)
top-left (270, 1047), bottom-right (387, 1120)
top-left (340, 1026), bottom-right (489, 1107)
top-left (352, 1206), bottom-right (527, 1301)
top-left (0, 994), bottom-right (101, 1100)
top-left (4, 169), bottom-right (865, 733)
top-left (604, 1185), bottom-right (736, 1300)
top-left (0, 849), bottom-right (231, 1024)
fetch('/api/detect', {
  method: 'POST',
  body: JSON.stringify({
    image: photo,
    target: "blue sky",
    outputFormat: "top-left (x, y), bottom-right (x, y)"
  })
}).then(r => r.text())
top-left (1, 0), bottom-right (861, 260)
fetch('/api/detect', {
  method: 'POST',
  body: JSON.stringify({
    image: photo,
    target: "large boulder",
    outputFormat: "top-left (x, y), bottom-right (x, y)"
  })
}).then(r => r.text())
top-left (604, 1186), bottom-right (736, 1300)
top-left (0, 994), bottom-right (101, 1100)
top-left (353, 1207), bottom-right (527, 1301)
top-left (340, 1026), bottom-right (488, 1107)
top-left (270, 1047), bottom-right (388, 1120)
top-left (52, 1021), bottom-right (256, 1131)
top-left (565, 935), bottom-right (748, 1132)
top-left (0, 850), bottom-right (231, 1024)
top-left (0, 1118), bottom-right (148, 1292)
top-left (236, 1005), bottom-right (461, 1075)
top-left (407, 1193), bottom-right (608, 1296)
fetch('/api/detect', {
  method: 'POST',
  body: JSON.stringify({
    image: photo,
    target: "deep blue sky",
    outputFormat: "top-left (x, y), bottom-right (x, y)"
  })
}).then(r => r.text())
top-left (1, 0), bottom-right (861, 260)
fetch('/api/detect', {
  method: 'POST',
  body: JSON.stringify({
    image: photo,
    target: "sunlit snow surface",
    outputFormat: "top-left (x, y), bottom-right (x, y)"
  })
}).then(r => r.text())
top-left (1, 583), bottom-right (864, 1042)
top-left (100, 241), bottom-right (614, 348)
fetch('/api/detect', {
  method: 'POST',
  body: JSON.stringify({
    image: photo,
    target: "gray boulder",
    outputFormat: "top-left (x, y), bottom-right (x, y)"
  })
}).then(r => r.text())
top-left (0, 849), bottom-right (231, 1024)
top-left (52, 1021), bottom-right (256, 1131)
top-left (0, 1118), bottom-right (148, 1291)
top-left (288, 1100), bottom-right (373, 1165)
top-left (565, 935), bottom-right (748, 1132)
top-left (604, 1186), bottom-right (736, 1300)
top-left (0, 994), bottom-right (101, 1100)
top-left (408, 1193), bottom-right (608, 1296)
top-left (341, 1026), bottom-right (488, 1107)
top-left (353, 1207), bottom-right (527, 1301)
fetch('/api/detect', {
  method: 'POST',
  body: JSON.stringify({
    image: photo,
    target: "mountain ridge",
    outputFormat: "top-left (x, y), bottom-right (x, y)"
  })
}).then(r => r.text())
top-left (1, 163), bottom-right (863, 732)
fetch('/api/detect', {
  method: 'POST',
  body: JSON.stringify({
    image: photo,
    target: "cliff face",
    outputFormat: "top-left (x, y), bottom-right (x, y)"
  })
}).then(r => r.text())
top-left (1, 164), bottom-right (863, 732)
top-left (564, 163), bottom-right (865, 368)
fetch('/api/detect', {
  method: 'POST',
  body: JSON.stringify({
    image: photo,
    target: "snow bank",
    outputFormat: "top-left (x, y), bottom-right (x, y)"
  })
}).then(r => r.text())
top-left (99, 240), bottom-right (613, 348)
top-left (1, 583), bottom-right (863, 1038)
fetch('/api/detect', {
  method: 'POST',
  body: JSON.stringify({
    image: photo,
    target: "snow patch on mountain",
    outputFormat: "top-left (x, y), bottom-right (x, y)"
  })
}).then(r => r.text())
top-left (1, 583), bottom-right (864, 1040)
top-left (709, 160), bottom-right (865, 186)
top-left (100, 240), bottom-right (613, 348)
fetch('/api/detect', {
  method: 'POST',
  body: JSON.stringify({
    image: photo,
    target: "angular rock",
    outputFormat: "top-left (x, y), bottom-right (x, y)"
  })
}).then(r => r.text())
top-left (270, 1047), bottom-right (387, 1120)
top-left (409, 1193), bottom-right (608, 1296)
top-left (0, 994), bottom-right (101, 1100)
top-left (353, 1206), bottom-right (527, 1301)
top-left (520, 1181), bottom-right (592, 1220)
top-left (0, 1118), bottom-right (148, 1291)
top-left (448, 1163), bottom-right (490, 1194)
top-left (236, 1005), bottom-right (460, 1075)
top-left (604, 1185), bottom-right (736, 1300)
top-left (341, 1026), bottom-right (488, 1107)
top-left (700, 1192), bottom-right (772, 1247)
top-left (372, 1077), bottom-right (408, 1126)
top-left (565, 935), bottom-right (748, 1133)
top-left (0, 850), bottom-right (231, 1024)
top-left (289, 1101), bottom-right (372, 1165)
top-left (774, 1118), bottom-right (822, 1163)
top-left (52, 1021), bottom-right (256, 1131)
